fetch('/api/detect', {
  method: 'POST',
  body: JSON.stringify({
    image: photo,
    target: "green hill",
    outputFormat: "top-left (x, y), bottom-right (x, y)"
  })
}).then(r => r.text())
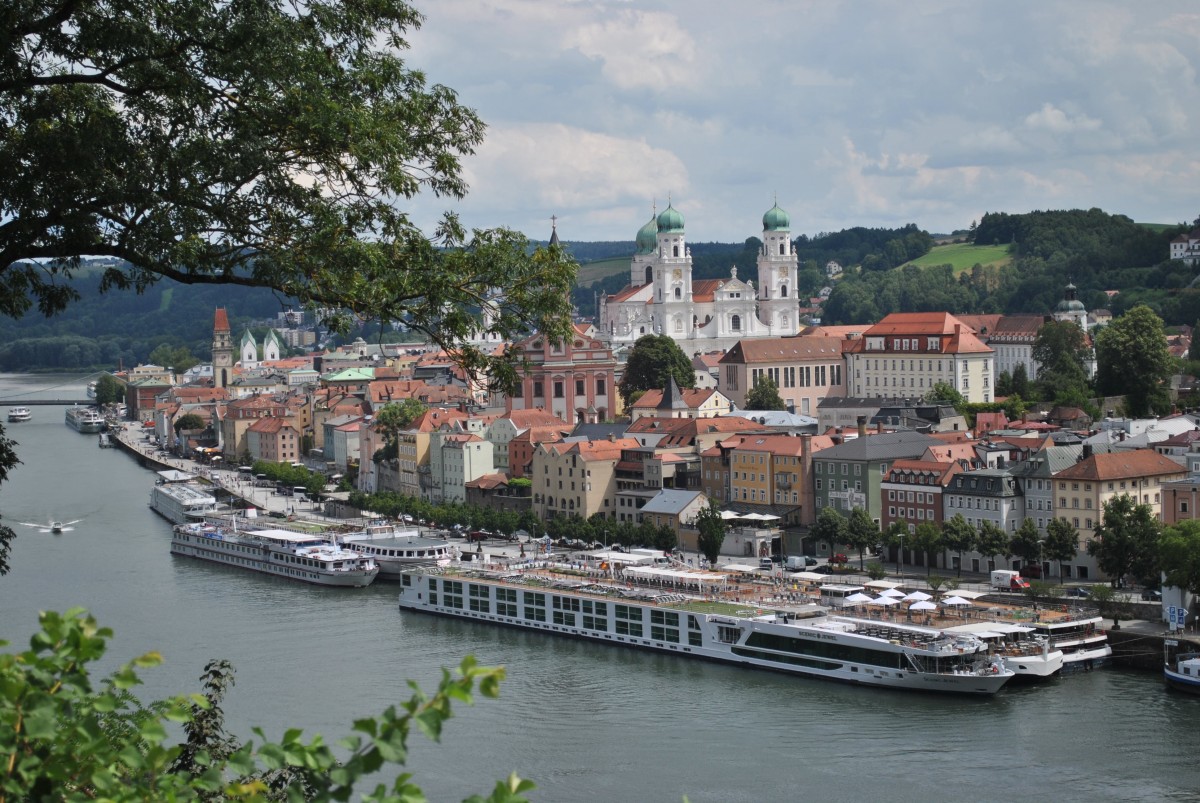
top-left (901, 242), bottom-right (1012, 274)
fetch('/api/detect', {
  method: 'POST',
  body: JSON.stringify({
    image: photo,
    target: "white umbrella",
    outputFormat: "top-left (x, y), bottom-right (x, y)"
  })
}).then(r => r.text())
top-left (879, 588), bottom-right (905, 598)
top-left (719, 510), bottom-right (742, 520)
top-left (844, 592), bottom-right (874, 604)
top-left (902, 591), bottom-right (932, 602)
top-left (909, 600), bottom-right (938, 611)
top-left (942, 596), bottom-right (972, 607)
top-left (868, 596), bottom-right (901, 606)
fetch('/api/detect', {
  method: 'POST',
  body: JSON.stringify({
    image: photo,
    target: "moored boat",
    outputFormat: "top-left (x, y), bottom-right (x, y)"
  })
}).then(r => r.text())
top-left (7, 406), bottom-right (32, 422)
top-left (397, 563), bottom-right (1014, 695)
top-left (1027, 614), bottom-right (1111, 672)
top-left (943, 621), bottom-right (1064, 680)
top-left (172, 522), bottom-right (379, 587)
top-left (65, 405), bottom-right (105, 433)
top-left (1164, 644), bottom-right (1200, 694)
top-left (150, 475), bottom-right (223, 525)
top-left (340, 524), bottom-right (455, 579)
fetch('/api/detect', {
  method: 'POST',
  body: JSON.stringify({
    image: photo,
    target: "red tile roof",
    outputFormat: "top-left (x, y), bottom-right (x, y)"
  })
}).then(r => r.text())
top-left (1054, 449), bottom-right (1187, 482)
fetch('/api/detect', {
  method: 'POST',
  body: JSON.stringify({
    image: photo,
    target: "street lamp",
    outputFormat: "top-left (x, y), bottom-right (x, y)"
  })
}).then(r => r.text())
top-left (897, 531), bottom-right (905, 579)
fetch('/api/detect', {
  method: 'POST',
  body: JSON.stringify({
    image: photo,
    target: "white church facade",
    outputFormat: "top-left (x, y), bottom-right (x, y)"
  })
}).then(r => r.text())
top-left (598, 202), bottom-right (803, 354)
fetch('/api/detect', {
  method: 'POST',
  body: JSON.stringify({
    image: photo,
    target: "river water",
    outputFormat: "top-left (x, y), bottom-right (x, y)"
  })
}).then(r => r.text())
top-left (1, 374), bottom-right (1198, 802)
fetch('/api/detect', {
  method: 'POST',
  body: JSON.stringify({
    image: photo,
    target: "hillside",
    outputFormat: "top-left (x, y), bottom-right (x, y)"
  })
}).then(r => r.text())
top-left (901, 243), bottom-right (1012, 274)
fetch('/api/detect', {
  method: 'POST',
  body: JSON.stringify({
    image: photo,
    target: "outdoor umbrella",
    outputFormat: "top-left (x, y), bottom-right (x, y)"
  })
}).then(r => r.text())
top-left (909, 600), bottom-right (938, 611)
top-left (942, 596), bottom-right (972, 607)
top-left (868, 596), bottom-right (901, 606)
top-left (879, 588), bottom-right (905, 598)
top-left (844, 592), bottom-right (874, 604)
top-left (903, 591), bottom-right (932, 602)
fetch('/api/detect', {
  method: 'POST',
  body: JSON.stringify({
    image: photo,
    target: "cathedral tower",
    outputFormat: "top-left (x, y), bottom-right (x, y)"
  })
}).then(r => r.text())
top-left (755, 201), bottom-right (800, 335)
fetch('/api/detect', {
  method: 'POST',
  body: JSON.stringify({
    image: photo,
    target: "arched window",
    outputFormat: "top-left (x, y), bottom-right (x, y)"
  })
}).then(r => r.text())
top-left (780, 284), bottom-right (788, 297)
top-left (731, 314), bottom-right (741, 331)
top-left (778, 242), bottom-right (786, 255)
top-left (674, 286), bottom-right (682, 300)
top-left (673, 315), bottom-right (683, 332)
top-left (645, 265), bottom-right (653, 285)
top-left (673, 245), bottom-right (680, 257)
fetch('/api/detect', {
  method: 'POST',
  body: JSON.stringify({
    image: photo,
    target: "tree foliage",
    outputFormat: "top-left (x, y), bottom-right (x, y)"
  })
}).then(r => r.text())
top-left (812, 506), bottom-right (848, 553)
top-left (843, 507), bottom-right (879, 569)
top-left (94, 373), bottom-right (126, 405)
top-left (693, 500), bottom-right (727, 565)
top-left (1159, 519), bottom-right (1200, 595)
top-left (0, 609), bottom-right (530, 802)
top-left (372, 398), bottom-right (429, 461)
top-left (1032, 320), bottom-right (1092, 404)
top-left (940, 513), bottom-right (975, 577)
top-left (617, 334), bottom-right (695, 405)
top-left (1086, 494), bottom-right (1163, 587)
top-left (975, 521), bottom-right (1011, 569)
top-left (1094, 304), bottom-right (1173, 417)
top-left (1043, 518), bottom-right (1079, 582)
top-left (1009, 518), bottom-right (1043, 568)
top-left (174, 413), bottom-right (206, 433)
top-left (745, 375), bottom-right (786, 411)
top-left (0, 0), bottom-right (575, 394)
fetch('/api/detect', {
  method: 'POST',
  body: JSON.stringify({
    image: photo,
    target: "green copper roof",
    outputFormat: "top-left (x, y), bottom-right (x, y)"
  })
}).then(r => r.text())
top-left (656, 203), bottom-right (685, 233)
top-left (636, 216), bottom-right (658, 254)
top-left (762, 202), bottom-right (790, 231)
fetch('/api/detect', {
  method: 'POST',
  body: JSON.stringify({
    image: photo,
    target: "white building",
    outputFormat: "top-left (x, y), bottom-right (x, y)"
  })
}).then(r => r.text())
top-left (598, 202), bottom-right (802, 354)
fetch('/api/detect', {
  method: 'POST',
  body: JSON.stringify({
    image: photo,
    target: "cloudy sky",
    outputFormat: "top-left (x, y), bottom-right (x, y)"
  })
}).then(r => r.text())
top-left (402, 0), bottom-right (1200, 244)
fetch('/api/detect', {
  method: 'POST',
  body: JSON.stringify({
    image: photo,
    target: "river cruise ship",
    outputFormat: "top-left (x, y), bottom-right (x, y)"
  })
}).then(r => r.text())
top-left (65, 405), bottom-right (105, 433)
top-left (172, 522), bottom-right (379, 587)
top-left (340, 524), bottom-right (455, 580)
top-left (150, 477), bottom-right (222, 525)
top-left (7, 406), bottom-right (31, 422)
top-left (397, 563), bottom-right (1015, 695)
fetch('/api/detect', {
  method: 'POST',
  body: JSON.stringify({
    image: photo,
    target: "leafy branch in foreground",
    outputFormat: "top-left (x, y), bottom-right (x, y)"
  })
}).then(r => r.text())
top-left (0, 608), bottom-right (531, 802)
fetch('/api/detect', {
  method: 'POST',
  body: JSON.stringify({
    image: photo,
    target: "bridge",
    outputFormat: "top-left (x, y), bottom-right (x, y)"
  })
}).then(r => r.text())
top-left (0, 399), bottom-right (94, 406)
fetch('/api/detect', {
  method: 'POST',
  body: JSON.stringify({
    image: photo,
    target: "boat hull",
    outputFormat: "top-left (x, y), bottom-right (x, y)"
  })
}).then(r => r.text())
top-left (1164, 667), bottom-right (1200, 694)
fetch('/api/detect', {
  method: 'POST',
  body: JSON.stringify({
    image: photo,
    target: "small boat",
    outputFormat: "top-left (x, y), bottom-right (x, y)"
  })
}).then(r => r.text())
top-left (7, 407), bottom-right (32, 422)
top-left (1164, 644), bottom-right (1200, 695)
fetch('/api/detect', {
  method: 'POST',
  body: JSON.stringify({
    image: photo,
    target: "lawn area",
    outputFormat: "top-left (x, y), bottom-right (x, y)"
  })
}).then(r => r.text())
top-left (901, 242), bottom-right (1011, 274)
top-left (576, 256), bottom-right (629, 285)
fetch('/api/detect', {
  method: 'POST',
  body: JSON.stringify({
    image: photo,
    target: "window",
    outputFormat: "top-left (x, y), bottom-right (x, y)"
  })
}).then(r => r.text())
top-left (554, 381), bottom-right (564, 399)
top-left (533, 381), bottom-right (543, 398)
top-left (731, 314), bottom-right (741, 331)
top-left (596, 377), bottom-right (607, 395)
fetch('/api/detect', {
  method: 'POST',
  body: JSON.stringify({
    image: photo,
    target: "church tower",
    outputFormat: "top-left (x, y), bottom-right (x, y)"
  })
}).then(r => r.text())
top-left (652, 202), bottom-right (694, 338)
top-left (239, 329), bottom-right (259, 368)
top-left (212, 307), bottom-right (233, 388)
top-left (755, 201), bottom-right (800, 335)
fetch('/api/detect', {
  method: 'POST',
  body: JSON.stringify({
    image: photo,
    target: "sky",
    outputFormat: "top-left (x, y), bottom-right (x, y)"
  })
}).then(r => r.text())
top-left (401, 0), bottom-right (1200, 244)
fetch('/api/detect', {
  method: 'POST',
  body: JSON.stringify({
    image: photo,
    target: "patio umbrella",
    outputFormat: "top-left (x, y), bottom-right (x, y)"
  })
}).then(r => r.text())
top-left (902, 591), bottom-right (932, 602)
top-left (868, 596), bottom-right (901, 606)
top-left (942, 596), bottom-right (972, 607)
top-left (844, 592), bottom-right (874, 604)
top-left (879, 588), bottom-right (905, 598)
top-left (909, 600), bottom-right (938, 611)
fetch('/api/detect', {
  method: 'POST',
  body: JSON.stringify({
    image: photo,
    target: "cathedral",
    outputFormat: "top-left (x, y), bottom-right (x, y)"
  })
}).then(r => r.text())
top-left (598, 201), bottom-right (803, 354)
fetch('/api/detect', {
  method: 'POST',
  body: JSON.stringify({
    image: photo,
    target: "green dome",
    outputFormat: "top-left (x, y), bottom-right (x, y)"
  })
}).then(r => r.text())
top-left (762, 202), bottom-right (790, 231)
top-left (656, 203), bottom-right (685, 233)
top-left (635, 216), bottom-right (658, 254)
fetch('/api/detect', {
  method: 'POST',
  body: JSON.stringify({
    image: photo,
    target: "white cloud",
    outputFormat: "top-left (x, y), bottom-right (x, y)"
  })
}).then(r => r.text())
top-left (1023, 103), bottom-right (1102, 134)
top-left (563, 10), bottom-right (697, 91)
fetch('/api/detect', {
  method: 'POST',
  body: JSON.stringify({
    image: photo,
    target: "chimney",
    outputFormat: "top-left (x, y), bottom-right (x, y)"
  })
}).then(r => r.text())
top-left (1082, 443), bottom-right (1093, 460)
top-left (857, 415), bottom-right (868, 438)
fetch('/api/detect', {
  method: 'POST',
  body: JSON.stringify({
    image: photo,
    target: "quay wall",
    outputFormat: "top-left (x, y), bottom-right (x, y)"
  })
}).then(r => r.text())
top-left (1107, 629), bottom-right (1200, 671)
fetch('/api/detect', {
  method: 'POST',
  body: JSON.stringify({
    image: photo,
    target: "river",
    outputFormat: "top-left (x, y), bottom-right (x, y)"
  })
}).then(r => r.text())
top-left (1, 374), bottom-right (1198, 802)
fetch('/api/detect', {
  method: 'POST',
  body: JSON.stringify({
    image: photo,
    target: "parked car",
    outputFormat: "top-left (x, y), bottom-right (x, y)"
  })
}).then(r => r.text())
top-left (830, 553), bottom-right (848, 564)
top-left (1141, 589), bottom-right (1162, 601)
top-left (1063, 586), bottom-right (1091, 598)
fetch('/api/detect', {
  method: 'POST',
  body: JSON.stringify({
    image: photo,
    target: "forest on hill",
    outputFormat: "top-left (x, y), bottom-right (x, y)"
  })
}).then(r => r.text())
top-left (1, 208), bottom-right (1193, 372)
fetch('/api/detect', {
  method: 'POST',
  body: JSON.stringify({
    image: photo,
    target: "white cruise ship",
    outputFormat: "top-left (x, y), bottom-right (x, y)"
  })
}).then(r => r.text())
top-left (340, 524), bottom-right (455, 579)
top-left (150, 478), bottom-right (222, 525)
top-left (397, 564), bottom-right (1014, 695)
top-left (65, 405), bottom-right (105, 433)
top-left (172, 523), bottom-right (379, 587)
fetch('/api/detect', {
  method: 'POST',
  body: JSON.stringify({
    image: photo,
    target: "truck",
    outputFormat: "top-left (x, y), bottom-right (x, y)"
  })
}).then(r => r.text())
top-left (990, 569), bottom-right (1031, 591)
